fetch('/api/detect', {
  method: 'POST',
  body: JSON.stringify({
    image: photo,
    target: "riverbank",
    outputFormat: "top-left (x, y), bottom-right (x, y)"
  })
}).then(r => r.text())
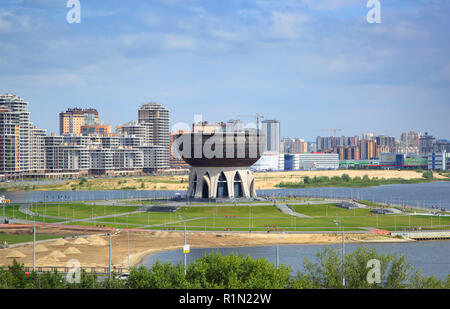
top-left (0, 229), bottom-right (411, 269)
top-left (1, 170), bottom-right (448, 192)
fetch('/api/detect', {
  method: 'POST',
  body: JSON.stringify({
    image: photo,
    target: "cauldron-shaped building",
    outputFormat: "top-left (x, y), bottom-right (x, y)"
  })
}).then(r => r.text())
top-left (175, 129), bottom-right (265, 199)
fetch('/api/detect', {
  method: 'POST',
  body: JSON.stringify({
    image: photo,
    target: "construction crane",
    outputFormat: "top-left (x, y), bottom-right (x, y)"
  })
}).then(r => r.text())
top-left (236, 113), bottom-right (264, 133)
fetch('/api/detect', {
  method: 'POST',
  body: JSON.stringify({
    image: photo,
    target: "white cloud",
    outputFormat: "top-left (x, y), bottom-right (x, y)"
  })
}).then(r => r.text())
top-left (162, 34), bottom-right (196, 51)
top-left (270, 11), bottom-right (310, 40)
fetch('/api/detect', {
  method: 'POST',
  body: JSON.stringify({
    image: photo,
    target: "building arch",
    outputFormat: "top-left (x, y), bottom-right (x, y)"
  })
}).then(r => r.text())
top-left (202, 172), bottom-right (211, 199)
top-left (216, 171), bottom-right (229, 198)
top-left (191, 172), bottom-right (198, 197)
top-left (233, 171), bottom-right (244, 198)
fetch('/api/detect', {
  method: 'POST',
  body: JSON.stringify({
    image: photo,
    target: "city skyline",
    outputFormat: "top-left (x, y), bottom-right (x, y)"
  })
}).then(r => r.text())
top-left (0, 1), bottom-right (449, 140)
top-left (1, 92), bottom-right (450, 144)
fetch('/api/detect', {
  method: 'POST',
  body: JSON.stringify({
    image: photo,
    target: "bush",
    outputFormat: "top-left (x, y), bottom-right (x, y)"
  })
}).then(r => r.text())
top-left (422, 171), bottom-right (434, 179)
top-left (341, 174), bottom-right (351, 182)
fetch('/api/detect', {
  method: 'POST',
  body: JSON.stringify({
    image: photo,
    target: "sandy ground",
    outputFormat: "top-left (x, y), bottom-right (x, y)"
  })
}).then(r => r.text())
top-left (0, 229), bottom-right (408, 269)
top-left (4, 170), bottom-right (445, 192)
top-left (253, 170), bottom-right (445, 190)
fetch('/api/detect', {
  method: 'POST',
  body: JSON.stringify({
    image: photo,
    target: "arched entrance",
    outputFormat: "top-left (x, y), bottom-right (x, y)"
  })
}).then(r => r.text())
top-left (202, 172), bottom-right (210, 199)
top-left (233, 172), bottom-right (243, 198)
top-left (191, 173), bottom-right (197, 197)
top-left (216, 172), bottom-right (229, 198)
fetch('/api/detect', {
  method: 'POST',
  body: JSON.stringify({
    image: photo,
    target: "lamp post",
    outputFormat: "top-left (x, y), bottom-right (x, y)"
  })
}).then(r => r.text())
top-left (342, 222), bottom-right (345, 288)
top-left (33, 219), bottom-right (36, 272)
top-left (109, 233), bottom-right (112, 280)
top-left (276, 232), bottom-right (285, 268)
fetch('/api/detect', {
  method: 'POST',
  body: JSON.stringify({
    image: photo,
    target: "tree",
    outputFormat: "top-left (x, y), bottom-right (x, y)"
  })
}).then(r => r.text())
top-left (185, 252), bottom-right (291, 289)
top-left (292, 246), bottom-right (445, 289)
top-left (341, 174), bottom-right (351, 182)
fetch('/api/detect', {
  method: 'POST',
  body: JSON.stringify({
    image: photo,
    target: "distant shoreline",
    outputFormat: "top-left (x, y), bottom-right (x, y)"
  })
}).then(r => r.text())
top-left (1, 170), bottom-right (449, 193)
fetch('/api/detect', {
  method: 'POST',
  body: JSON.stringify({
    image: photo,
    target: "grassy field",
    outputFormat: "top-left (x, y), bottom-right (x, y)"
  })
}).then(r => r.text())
top-left (0, 233), bottom-right (63, 245)
top-left (1, 205), bottom-right (64, 223)
top-left (5, 201), bottom-right (449, 232)
top-left (31, 203), bottom-right (140, 220)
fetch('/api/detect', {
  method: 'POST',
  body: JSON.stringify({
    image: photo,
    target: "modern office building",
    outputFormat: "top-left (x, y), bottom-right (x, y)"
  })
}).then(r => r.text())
top-left (59, 108), bottom-right (99, 135)
top-left (428, 152), bottom-right (450, 171)
top-left (298, 153), bottom-right (339, 170)
top-left (261, 120), bottom-right (280, 152)
top-left (252, 151), bottom-right (284, 171)
top-left (433, 140), bottom-right (450, 153)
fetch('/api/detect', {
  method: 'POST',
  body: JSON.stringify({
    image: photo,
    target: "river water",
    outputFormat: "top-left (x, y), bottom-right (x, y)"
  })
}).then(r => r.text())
top-left (140, 240), bottom-right (450, 280)
top-left (3, 181), bottom-right (450, 210)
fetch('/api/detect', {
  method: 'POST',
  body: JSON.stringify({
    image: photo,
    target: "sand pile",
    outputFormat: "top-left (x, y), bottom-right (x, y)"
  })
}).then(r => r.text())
top-left (35, 245), bottom-right (49, 253)
top-left (153, 231), bottom-right (169, 237)
top-left (64, 247), bottom-right (81, 254)
top-left (73, 238), bottom-right (89, 245)
top-left (6, 250), bottom-right (26, 258)
top-left (48, 251), bottom-right (66, 258)
top-left (37, 255), bottom-right (60, 265)
top-left (50, 238), bottom-right (69, 246)
top-left (88, 235), bottom-right (107, 246)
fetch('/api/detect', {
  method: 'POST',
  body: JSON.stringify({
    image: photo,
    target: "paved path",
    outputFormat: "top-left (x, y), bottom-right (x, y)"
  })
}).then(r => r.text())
top-left (276, 204), bottom-right (311, 218)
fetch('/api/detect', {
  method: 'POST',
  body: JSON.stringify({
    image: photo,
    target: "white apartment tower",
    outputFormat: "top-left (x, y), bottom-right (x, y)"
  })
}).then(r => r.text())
top-left (0, 94), bottom-right (46, 173)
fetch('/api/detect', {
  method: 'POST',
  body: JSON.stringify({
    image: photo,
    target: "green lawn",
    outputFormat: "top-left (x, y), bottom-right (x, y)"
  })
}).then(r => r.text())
top-left (1, 204), bottom-right (64, 223)
top-left (89, 204), bottom-right (450, 232)
top-left (31, 203), bottom-right (140, 220)
top-left (5, 200), bottom-right (447, 233)
top-left (0, 233), bottom-right (63, 245)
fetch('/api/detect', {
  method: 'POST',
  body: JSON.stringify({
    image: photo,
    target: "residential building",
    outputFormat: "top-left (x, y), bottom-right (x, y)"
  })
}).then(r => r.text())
top-left (281, 138), bottom-right (308, 154)
top-left (59, 108), bottom-right (99, 135)
top-left (138, 102), bottom-right (170, 168)
top-left (261, 120), bottom-right (280, 152)
top-left (0, 94), bottom-right (46, 174)
top-left (420, 132), bottom-right (436, 154)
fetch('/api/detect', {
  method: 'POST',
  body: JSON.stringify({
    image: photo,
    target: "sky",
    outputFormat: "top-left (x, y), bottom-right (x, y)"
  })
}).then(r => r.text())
top-left (0, 0), bottom-right (449, 141)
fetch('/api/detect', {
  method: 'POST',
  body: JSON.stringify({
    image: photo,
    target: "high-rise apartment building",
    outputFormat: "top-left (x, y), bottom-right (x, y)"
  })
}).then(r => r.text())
top-left (0, 94), bottom-right (46, 174)
top-left (419, 133), bottom-right (436, 154)
top-left (376, 136), bottom-right (396, 151)
top-left (59, 108), bottom-right (99, 135)
top-left (261, 120), bottom-right (280, 152)
top-left (281, 138), bottom-right (307, 154)
top-left (0, 107), bottom-right (20, 173)
top-left (359, 139), bottom-right (379, 160)
top-left (138, 102), bottom-right (170, 169)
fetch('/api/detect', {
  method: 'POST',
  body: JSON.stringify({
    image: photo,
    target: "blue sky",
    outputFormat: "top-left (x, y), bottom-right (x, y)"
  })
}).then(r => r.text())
top-left (0, 0), bottom-right (449, 141)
